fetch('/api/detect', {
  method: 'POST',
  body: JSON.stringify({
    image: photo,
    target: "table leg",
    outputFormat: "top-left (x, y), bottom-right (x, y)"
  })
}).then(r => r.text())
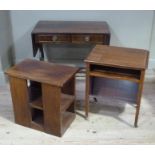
top-left (85, 64), bottom-right (90, 118)
top-left (39, 44), bottom-right (44, 61)
top-left (93, 97), bottom-right (98, 102)
top-left (91, 77), bottom-right (98, 103)
top-left (134, 70), bottom-right (145, 127)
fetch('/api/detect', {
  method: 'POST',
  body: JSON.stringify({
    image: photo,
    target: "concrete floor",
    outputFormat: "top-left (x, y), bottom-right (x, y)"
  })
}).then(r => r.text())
top-left (0, 79), bottom-right (155, 144)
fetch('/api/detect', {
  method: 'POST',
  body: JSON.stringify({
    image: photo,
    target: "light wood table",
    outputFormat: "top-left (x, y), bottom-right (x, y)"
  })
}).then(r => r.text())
top-left (85, 45), bottom-right (149, 127)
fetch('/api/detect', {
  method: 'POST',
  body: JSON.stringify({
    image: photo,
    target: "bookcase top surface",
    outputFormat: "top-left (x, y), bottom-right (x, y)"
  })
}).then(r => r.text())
top-left (85, 45), bottom-right (149, 70)
top-left (5, 59), bottom-right (79, 87)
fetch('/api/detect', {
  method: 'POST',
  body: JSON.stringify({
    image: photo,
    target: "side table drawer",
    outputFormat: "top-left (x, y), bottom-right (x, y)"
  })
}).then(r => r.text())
top-left (71, 34), bottom-right (105, 44)
top-left (35, 34), bottom-right (71, 43)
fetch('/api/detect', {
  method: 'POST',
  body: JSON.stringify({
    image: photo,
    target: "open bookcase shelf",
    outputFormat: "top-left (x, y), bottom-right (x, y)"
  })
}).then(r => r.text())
top-left (61, 111), bottom-right (76, 134)
top-left (29, 93), bottom-right (74, 112)
top-left (27, 79), bottom-right (76, 137)
top-left (6, 59), bottom-right (78, 137)
top-left (31, 108), bottom-right (44, 131)
top-left (30, 97), bottom-right (43, 110)
top-left (90, 64), bottom-right (141, 83)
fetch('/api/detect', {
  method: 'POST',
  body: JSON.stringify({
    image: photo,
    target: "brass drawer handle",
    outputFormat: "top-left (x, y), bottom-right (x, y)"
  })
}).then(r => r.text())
top-left (52, 35), bottom-right (58, 41)
top-left (85, 36), bottom-right (90, 42)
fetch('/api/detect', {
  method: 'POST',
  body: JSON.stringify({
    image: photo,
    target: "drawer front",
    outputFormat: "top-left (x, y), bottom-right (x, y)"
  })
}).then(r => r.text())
top-left (71, 34), bottom-right (105, 44)
top-left (35, 34), bottom-right (71, 43)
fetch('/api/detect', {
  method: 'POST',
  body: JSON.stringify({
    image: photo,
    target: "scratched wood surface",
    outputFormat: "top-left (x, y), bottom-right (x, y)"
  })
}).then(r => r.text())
top-left (5, 59), bottom-right (79, 87)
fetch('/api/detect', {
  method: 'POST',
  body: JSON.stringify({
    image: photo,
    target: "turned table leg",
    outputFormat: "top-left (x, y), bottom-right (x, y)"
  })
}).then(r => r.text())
top-left (39, 44), bottom-right (44, 61)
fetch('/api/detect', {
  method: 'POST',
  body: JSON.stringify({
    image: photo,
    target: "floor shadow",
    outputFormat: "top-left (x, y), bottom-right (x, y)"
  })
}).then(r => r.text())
top-left (75, 110), bottom-right (86, 119)
top-left (44, 43), bottom-right (94, 68)
top-left (76, 99), bottom-right (134, 128)
top-left (142, 82), bottom-right (155, 116)
top-left (75, 78), bottom-right (138, 127)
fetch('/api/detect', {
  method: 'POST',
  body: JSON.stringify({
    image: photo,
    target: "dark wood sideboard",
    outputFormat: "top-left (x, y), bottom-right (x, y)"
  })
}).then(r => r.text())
top-left (31, 21), bottom-right (111, 61)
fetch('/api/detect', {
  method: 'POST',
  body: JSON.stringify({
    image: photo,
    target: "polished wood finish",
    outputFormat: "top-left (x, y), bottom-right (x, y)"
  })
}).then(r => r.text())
top-left (30, 94), bottom-right (74, 112)
top-left (61, 112), bottom-right (75, 134)
top-left (85, 45), bottom-right (149, 127)
top-left (71, 34), bottom-right (105, 44)
top-left (31, 21), bottom-right (110, 60)
top-left (42, 84), bottom-right (62, 136)
top-left (9, 77), bottom-right (31, 127)
top-left (5, 59), bottom-right (79, 137)
top-left (85, 45), bottom-right (149, 70)
top-left (35, 34), bottom-right (71, 43)
top-left (134, 70), bottom-right (145, 127)
top-left (32, 21), bottom-right (110, 34)
top-left (89, 70), bottom-right (140, 83)
top-left (6, 59), bottom-right (78, 87)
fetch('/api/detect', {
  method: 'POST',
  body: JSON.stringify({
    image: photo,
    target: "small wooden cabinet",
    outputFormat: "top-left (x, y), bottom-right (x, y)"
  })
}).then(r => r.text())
top-left (85, 45), bottom-right (149, 127)
top-left (5, 59), bottom-right (79, 137)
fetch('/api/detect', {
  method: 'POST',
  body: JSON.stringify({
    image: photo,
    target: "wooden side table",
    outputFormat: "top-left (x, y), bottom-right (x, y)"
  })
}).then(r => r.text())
top-left (5, 59), bottom-right (79, 137)
top-left (85, 45), bottom-right (149, 127)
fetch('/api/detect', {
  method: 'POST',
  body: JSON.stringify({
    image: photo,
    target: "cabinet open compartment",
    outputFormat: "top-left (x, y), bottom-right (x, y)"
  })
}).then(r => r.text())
top-left (31, 108), bottom-right (44, 131)
top-left (27, 80), bottom-right (44, 131)
top-left (29, 93), bottom-right (74, 113)
top-left (28, 81), bottom-right (42, 103)
top-left (90, 76), bottom-right (139, 103)
top-left (61, 94), bottom-right (75, 112)
top-left (61, 95), bottom-right (75, 134)
top-left (90, 64), bottom-right (141, 83)
top-left (61, 111), bottom-right (75, 134)
top-left (28, 80), bottom-right (43, 110)
top-left (27, 79), bottom-right (76, 135)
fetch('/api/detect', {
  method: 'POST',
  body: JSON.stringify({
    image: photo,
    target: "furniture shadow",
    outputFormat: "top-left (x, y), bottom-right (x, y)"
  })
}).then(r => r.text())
top-left (75, 78), bottom-right (138, 127)
top-left (44, 43), bottom-right (94, 67)
top-left (142, 82), bottom-right (155, 117)
top-left (76, 99), bottom-right (135, 128)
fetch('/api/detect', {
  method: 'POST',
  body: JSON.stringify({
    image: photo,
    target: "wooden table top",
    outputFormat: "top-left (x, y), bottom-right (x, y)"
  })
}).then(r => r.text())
top-left (32, 21), bottom-right (110, 34)
top-left (5, 59), bottom-right (79, 87)
top-left (85, 45), bottom-right (149, 70)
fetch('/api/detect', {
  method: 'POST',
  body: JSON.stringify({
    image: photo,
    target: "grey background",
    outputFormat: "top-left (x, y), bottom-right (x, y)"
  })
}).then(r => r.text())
top-left (0, 10), bottom-right (155, 84)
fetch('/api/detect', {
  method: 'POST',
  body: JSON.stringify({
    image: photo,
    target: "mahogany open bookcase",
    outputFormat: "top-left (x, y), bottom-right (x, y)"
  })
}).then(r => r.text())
top-left (5, 59), bottom-right (79, 137)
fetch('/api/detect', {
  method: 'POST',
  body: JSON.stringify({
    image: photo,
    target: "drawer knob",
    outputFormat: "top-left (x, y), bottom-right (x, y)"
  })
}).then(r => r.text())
top-left (85, 36), bottom-right (90, 42)
top-left (52, 35), bottom-right (57, 41)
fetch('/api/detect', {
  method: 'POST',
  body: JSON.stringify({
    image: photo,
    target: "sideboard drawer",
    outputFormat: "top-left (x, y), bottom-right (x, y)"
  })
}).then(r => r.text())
top-left (35, 34), bottom-right (71, 43)
top-left (71, 34), bottom-right (104, 44)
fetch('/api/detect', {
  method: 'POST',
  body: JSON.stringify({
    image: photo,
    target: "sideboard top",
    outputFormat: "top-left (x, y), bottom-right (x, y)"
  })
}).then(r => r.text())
top-left (32, 21), bottom-right (110, 34)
